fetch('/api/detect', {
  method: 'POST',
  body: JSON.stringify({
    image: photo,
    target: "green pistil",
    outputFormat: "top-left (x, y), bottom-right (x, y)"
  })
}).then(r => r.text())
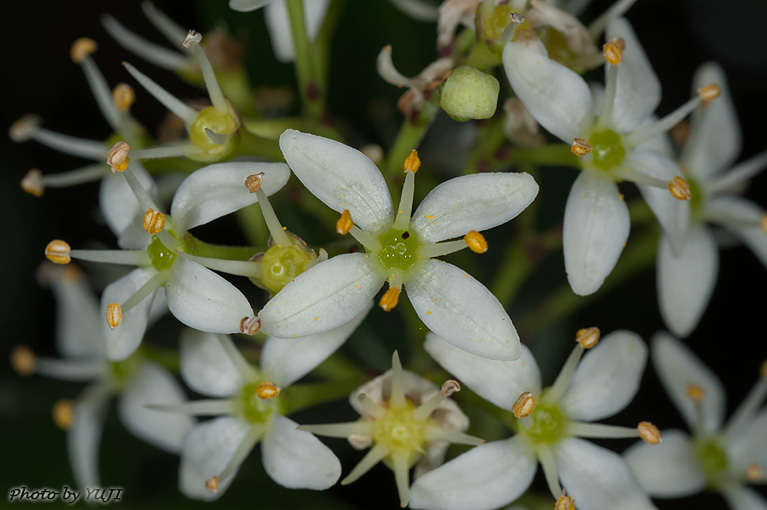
top-left (188, 106), bottom-right (239, 161)
top-left (260, 244), bottom-right (314, 294)
top-left (239, 383), bottom-right (281, 424)
top-left (376, 229), bottom-right (421, 272)
top-left (589, 129), bottom-right (626, 171)
top-left (372, 401), bottom-right (425, 460)
top-left (687, 175), bottom-right (704, 216)
top-left (147, 235), bottom-right (177, 271)
top-left (521, 402), bottom-right (567, 445)
top-left (696, 438), bottom-right (729, 486)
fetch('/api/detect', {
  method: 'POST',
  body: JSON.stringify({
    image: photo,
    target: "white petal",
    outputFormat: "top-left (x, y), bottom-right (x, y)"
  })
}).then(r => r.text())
top-left (555, 438), bottom-right (656, 510)
top-left (406, 259), bottom-right (520, 361)
top-left (69, 384), bottom-right (113, 489)
top-left (410, 172), bottom-right (539, 243)
top-left (682, 62), bottom-right (741, 180)
top-left (627, 149), bottom-right (690, 254)
top-left (118, 361), bottom-right (195, 453)
top-left (722, 486), bottom-right (767, 510)
top-left (503, 42), bottom-right (593, 142)
top-left (563, 171), bottom-right (630, 295)
top-left (279, 130), bottom-right (393, 234)
top-left (410, 437), bottom-right (537, 510)
top-left (606, 18), bottom-right (661, 132)
top-left (657, 225), bottom-right (718, 338)
top-left (99, 163), bottom-right (156, 238)
top-left (50, 269), bottom-right (103, 358)
top-left (166, 258), bottom-right (255, 334)
top-left (259, 253), bottom-right (384, 338)
top-left (726, 409), bottom-right (767, 473)
top-left (651, 332), bottom-right (725, 435)
top-left (102, 268), bottom-right (159, 361)
top-left (179, 329), bottom-right (247, 397)
top-left (623, 429), bottom-right (706, 497)
top-left (179, 416), bottom-right (259, 501)
top-left (264, 0), bottom-right (329, 62)
top-left (229, 0), bottom-right (272, 12)
top-left (261, 302), bottom-right (373, 387)
top-left (706, 196), bottom-right (767, 268)
top-left (169, 161), bottom-right (290, 233)
top-left (561, 330), bottom-right (647, 421)
top-left (423, 332), bottom-right (540, 410)
top-left (261, 415), bottom-right (341, 489)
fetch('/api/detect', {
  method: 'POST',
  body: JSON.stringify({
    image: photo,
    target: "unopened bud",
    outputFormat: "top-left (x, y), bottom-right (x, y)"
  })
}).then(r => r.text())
top-left (70, 37), bottom-right (97, 64)
top-left (511, 391), bottom-right (536, 418)
top-left (182, 30), bottom-right (202, 48)
top-left (637, 421), bottom-right (662, 445)
top-left (403, 149), bottom-right (421, 174)
top-left (686, 384), bottom-right (706, 402)
top-left (379, 286), bottom-right (401, 312)
top-left (441, 380), bottom-right (461, 397)
top-left (336, 210), bottom-right (354, 235)
top-left (571, 138), bottom-right (593, 156)
top-left (256, 381), bottom-right (281, 399)
top-left (107, 141), bottom-right (130, 172)
top-left (112, 83), bottom-right (136, 112)
top-left (668, 176), bottom-right (692, 201)
top-left (21, 169), bottom-right (44, 197)
top-left (464, 231), bottom-right (488, 254)
top-left (575, 327), bottom-right (600, 349)
top-left (53, 399), bottom-right (74, 430)
top-left (440, 65), bottom-right (500, 121)
top-left (244, 173), bottom-right (264, 193)
top-left (696, 83), bottom-right (721, 102)
top-left (45, 240), bottom-right (71, 265)
top-left (10, 345), bottom-right (36, 376)
top-left (239, 316), bottom-right (261, 335)
top-left (106, 302), bottom-right (122, 329)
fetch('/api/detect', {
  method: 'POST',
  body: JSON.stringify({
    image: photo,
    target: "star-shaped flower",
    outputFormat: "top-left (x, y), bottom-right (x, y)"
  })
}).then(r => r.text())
top-left (410, 328), bottom-right (660, 510)
top-left (624, 333), bottom-right (767, 509)
top-left (258, 129), bottom-right (539, 360)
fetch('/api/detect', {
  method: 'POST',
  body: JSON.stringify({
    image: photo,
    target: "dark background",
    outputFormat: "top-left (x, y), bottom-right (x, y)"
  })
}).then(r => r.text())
top-left (1, 0), bottom-right (765, 508)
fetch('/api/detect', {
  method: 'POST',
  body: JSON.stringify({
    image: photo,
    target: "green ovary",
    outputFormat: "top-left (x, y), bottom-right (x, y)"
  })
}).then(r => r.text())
top-left (147, 235), bottom-right (177, 271)
top-left (373, 403), bottom-right (425, 460)
top-left (376, 229), bottom-right (420, 272)
top-left (260, 244), bottom-right (314, 294)
top-left (239, 383), bottom-right (280, 424)
top-left (696, 438), bottom-right (729, 483)
top-left (521, 402), bottom-right (566, 445)
top-left (188, 106), bottom-right (239, 160)
top-left (589, 129), bottom-right (626, 171)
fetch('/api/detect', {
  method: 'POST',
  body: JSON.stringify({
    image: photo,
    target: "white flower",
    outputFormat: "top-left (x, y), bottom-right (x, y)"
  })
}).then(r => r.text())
top-left (46, 161), bottom-right (290, 361)
top-left (624, 333), bottom-right (767, 509)
top-left (656, 62), bottom-right (767, 337)
top-left (300, 351), bottom-right (483, 507)
top-left (503, 17), bottom-right (712, 296)
top-left (258, 129), bottom-right (539, 360)
top-left (167, 310), bottom-right (370, 500)
top-left (410, 328), bottom-right (658, 510)
top-left (11, 265), bottom-right (193, 489)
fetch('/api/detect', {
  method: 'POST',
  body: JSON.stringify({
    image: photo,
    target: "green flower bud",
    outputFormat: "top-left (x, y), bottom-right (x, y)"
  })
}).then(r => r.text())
top-left (440, 65), bottom-right (500, 121)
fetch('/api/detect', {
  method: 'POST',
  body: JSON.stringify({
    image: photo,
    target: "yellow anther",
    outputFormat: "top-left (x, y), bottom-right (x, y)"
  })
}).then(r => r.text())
top-left (403, 149), bottom-right (421, 174)
top-left (465, 231), bottom-right (488, 254)
top-left (603, 37), bottom-right (625, 65)
top-left (685, 384), bottom-right (706, 402)
top-left (70, 37), bottom-right (97, 64)
top-left (10, 345), bottom-right (36, 376)
top-left (637, 421), bottom-right (662, 445)
top-left (143, 208), bottom-right (166, 234)
top-left (244, 172), bottom-right (264, 193)
top-left (697, 83), bottom-right (721, 102)
top-left (555, 494), bottom-right (575, 510)
top-left (570, 138), bottom-right (593, 156)
top-left (21, 169), bottom-right (44, 197)
top-left (182, 30), bottom-right (203, 48)
top-left (52, 399), bottom-right (74, 430)
top-left (379, 286), bottom-right (401, 312)
top-left (668, 176), bottom-right (692, 201)
top-left (106, 141), bottom-right (130, 172)
top-left (575, 327), bottom-right (600, 349)
top-left (511, 391), bottom-right (536, 418)
top-left (106, 302), bottom-right (122, 330)
top-left (255, 381), bottom-right (281, 399)
top-left (745, 462), bottom-right (763, 481)
top-left (760, 214), bottom-right (767, 236)
top-left (9, 114), bottom-right (41, 142)
top-left (239, 316), bottom-right (261, 335)
top-left (441, 380), bottom-right (461, 397)
top-left (205, 476), bottom-right (220, 493)
top-left (112, 83), bottom-right (136, 112)
top-left (337, 210), bottom-right (354, 235)
top-left (45, 240), bottom-right (71, 265)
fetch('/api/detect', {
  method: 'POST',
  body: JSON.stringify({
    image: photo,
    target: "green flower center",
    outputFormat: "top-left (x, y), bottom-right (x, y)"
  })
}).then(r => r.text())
top-left (188, 106), bottom-right (239, 161)
top-left (108, 353), bottom-right (141, 384)
top-left (521, 402), bottom-right (567, 445)
top-left (696, 438), bottom-right (729, 484)
top-left (238, 382), bottom-right (281, 424)
top-left (589, 129), bottom-right (626, 171)
top-left (373, 401), bottom-right (425, 456)
top-left (376, 228), bottom-right (420, 272)
top-left (260, 244), bottom-right (314, 294)
top-left (147, 235), bottom-right (177, 271)
top-left (686, 174), bottom-right (704, 216)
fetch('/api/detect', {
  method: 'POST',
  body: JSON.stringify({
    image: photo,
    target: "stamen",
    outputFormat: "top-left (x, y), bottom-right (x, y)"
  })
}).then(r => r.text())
top-left (745, 463), bottom-right (763, 482)
top-left (298, 421), bottom-right (376, 438)
top-left (697, 83), bottom-right (721, 102)
top-left (512, 391), bottom-right (536, 418)
top-left (120, 269), bottom-right (169, 314)
top-left (358, 393), bottom-right (387, 420)
top-left (422, 425), bottom-right (485, 445)
top-left (25, 127), bottom-right (107, 160)
top-left (177, 252), bottom-right (261, 278)
top-left (239, 316), bottom-right (262, 335)
top-left (10, 345), bottom-right (36, 376)
top-left (412, 380), bottom-right (461, 421)
top-left (52, 399), bottom-right (74, 430)
top-left (24, 165), bottom-right (109, 193)
top-left (390, 351), bottom-right (406, 407)
top-left (244, 173), bottom-right (263, 193)
top-left (349, 225), bottom-right (382, 252)
top-left (567, 421), bottom-right (640, 439)
top-left (603, 37), bottom-right (625, 65)
top-left (106, 302), bottom-right (122, 329)
top-left (102, 14), bottom-right (188, 71)
top-left (145, 399), bottom-right (235, 416)
top-left (722, 359), bottom-right (767, 441)
top-left (122, 62), bottom-right (198, 124)
top-left (597, 53), bottom-right (620, 126)
top-left (255, 381), bottom-right (280, 399)
top-left (113, 83), bottom-right (136, 112)
top-left (45, 240), bottom-right (71, 264)
top-left (575, 327), bottom-right (600, 349)
top-left (182, 30), bottom-right (227, 113)
top-left (391, 450), bottom-right (411, 508)
top-left (34, 357), bottom-right (103, 381)
top-left (497, 12), bottom-right (527, 46)
top-left (341, 443), bottom-right (391, 485)
top-left (708, 150), bottom-right (767, 195)
top-left (254, 185), bottom-right (292, 247)
top-left (130, 144), bottom-right (198, 160)
top-left (205, 476), bottom-right (219, 493)
top-left (464, 231), bottom-right (488, 254)
top-left (537, 444), bottom-right (563, 499)
top-left (337, 210), bottom-right (354, 235)
top-left (379, 286), bottom-right (401, 312)
top-left (142, 2), bottom-right (188, 45)
top-left (68, 248), bottom-right (150, 266)
top-left (416, 238), bottom-right (467, 259)
top-left (393, 150), bottom-right (419, 230)
top-left (70, 38), bottom-right (97, 64)
top-left (546, 343), bottom-right (585, 403)
top-left (637, 421), bottom-right (662, 445)
top-left (119, 163), bottom-right (163, 217)
top-left (685, 384), bottom-right (706, 402)
top-left (9, 114), bottom-right (40, 142)
top-left (570, 138), bottom-right (593, 156)
top-left (20, 169), bottom-right (43, 197)
top-left (588, 0), bottom-right (639, 38)
top-left (626, 95), bottom-right (704, 148)
top-left (668, 176), bottom-right (692, 201)
top-left (143, 208), bottom-right (166, 234)
top-left (555, 493), bottom-right (575, 510)
top-left (216, 335), bottom-right (259, 380)
top-left (403, 149), bottom-right (421, 174)
top-left (211, 426), bottom-right (263, 490)
top-left (107, 141), bottom-right (130, 172)
top-left (442, 379), bottom-right (461, 397)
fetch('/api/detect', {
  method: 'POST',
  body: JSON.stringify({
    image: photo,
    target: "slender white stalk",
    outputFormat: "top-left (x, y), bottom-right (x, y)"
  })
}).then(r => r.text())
top-left (626, 96), bottom-right (702, 148)
top-left (497, 12), bottom-right (526, 46)
top-left (393, 170), bottom-right (415, 230)
top-left (69, 249), bottom-right (149, 266)
top-left (216, 334), bottom-right (259, 382)
top-left (536, 444), bottom-right (563, 499)
top-left (217, 425), bottom-right (264, 482)
top-left (121, 269), bottom-right (169, 312)
top-left (412, 392), bottom-right (446, 421)
top-left (177, 252), bottom-right (261, 278)
top-left (102, 14), bottom-right (187, 71)
top-left (131, 144), bottom-right (198, 160)
top-left (254, 188), bottom-right (292, 247)
top-left (722, 378), bottom-right (767, 441)
top-left (567, 421), bottom-right (639, 439)
top-left (423, 424), bottom-right (485, 445)
top-left (187, 41), bottom-right (227, 113)
top-left (145, 399), bottom-right (236, 416)
top-left (40, 165), bottom-right (109, 187)
top-left (390, 351), bottom-right (406, 408)
top-left (417, 239), bottom-right (467, 259)
top-left (546, 345), bottom-right (584, 403)
top-left (156, 230), bottom-right (179, 251)
top-left (120, 168), bottom-right (161, 214)
top-left (35, 357), bottom-right (104, 381)
top-left (708, 151), bottom-right (767, 194)
top-left (142, 1), bottom-right (188, 45)
top-left (358, 393), bottom-right (387, 420)
top-left (588, 0), bottom-right (639, 39)
top-left (81, 57), bottom-right (120, 131)
top-left (341, 443), bottom-right (390, 485)
top-left (123, 62), bottom-right (198, 123)
top-left (597, 63), bottom-right (619, 129)
top-left (349, 226), bottom-right (381, 252)
top-left (33, 129), bottom-right (106, 160)
top-left (298, 421), bottom-right (375, 438)
top-left (614, 166), bottom-right (670, 189)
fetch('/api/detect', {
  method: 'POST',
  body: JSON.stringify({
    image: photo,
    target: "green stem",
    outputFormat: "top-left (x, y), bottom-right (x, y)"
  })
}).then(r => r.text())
top-left (461, 116), bottom-right (507, 175)
top-left (286, 0), bottom-right (324, 120)
top-left (503, 144), bottom-right (582, 170)
top-left (314, 0), bottom-right (346, 92)
top-left (383, 96), bottom-right (440, 178)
